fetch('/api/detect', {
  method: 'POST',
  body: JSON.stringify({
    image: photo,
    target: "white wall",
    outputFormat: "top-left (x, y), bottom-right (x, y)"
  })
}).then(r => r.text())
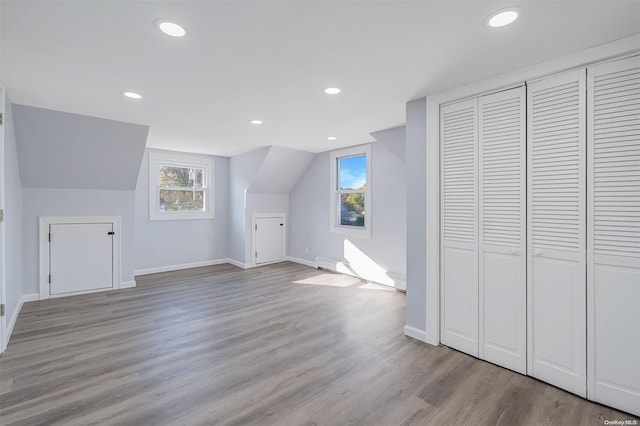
top-left (405, 98), bottom-right (428, 332)
top-left (229, 147), bottom-right (269, 264)
top-left (3, 98), bottom-right (23, 322)
top-left (22, 188), bottom-right (136, 293)
top-left (288, 138), bottom-right (407, 286)
top-left (134, 149), bottom-right (230, 273)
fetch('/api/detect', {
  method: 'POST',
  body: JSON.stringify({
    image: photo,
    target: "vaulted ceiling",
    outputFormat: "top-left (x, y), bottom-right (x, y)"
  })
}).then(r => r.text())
top-left (2, 1), bottom-right (639, 156)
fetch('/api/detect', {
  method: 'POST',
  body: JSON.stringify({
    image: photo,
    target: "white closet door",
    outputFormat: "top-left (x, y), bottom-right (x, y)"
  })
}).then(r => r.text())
top-left (479, 87), bottom-right (526, 374)
top-left (440, 98), bottom-right (479, 357)
top-left (527, 69), bottom-right (587, 396)
top-left (587, 55), bottom-right (640, 416)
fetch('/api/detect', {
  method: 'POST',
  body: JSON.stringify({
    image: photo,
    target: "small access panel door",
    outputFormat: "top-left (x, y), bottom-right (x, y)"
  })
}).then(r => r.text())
top-left (254, 215), bottom-right (285, 265)
top-left (49, 223), bottom-right (114, 295)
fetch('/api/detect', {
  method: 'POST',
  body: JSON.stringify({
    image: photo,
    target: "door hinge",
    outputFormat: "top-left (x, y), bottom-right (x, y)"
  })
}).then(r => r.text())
top-left (255, 224), bottom-right (257, 231)
top-left (255, 251), bottom-right (258, 258)
top-left (48, 233), bottom-right (51, 242)
top-left (0, 112), bottom-right (3, 126)
top-left (49, 275), bottom-right (51, 284)
top-left (0, 304), bottom-right (5, 317)
top-left (0, 209), bottom-right (4, 222)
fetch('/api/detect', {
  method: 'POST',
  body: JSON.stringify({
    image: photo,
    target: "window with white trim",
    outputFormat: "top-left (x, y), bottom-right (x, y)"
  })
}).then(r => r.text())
top-left (149, 151), bottom-right (215, 220)
top-left (330, 145), bottom-right (371, 236)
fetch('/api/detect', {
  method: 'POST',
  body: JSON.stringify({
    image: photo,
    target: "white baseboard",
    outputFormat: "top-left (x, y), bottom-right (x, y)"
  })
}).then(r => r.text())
top-left (227, 258), bottom-right (249, 269)
top-left (387, 271), bottom-right (406, 291)
top-left (5, 293), bottom-right (39, 350)
top-left (404, 325), bottom-right (428, 343)
top-left (284, 256), bottom-right (317, 268)
top-left (315, 256), bottom-right (406, 289)
top-left (134, 259), bottom-right (229, 276)
top-left (120, 280), bottom-right (136, 289)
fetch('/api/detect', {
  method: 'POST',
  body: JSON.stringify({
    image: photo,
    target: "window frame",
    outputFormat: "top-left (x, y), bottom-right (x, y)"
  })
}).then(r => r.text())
top-left (329, 144), bottom-right (371, 237)
top-left (148, 151), bottom-right (215, 221)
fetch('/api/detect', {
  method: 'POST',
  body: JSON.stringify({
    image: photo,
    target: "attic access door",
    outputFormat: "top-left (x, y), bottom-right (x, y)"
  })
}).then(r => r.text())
top-left (253, 213), bottom-right (286, 265)
top-left (39, 216), bottom-right (121, 299)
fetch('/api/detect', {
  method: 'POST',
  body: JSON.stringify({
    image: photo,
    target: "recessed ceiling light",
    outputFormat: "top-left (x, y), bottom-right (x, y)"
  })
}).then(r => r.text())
top-left (324, 87), bottom-right (341, 95)
top-left (122, 91), bottom-right (142, 99)
top-left (486, 8), bottom-right (520, 28)
top-left (327, 136), bottom-right (337, 141)
top-left (249, 119), bottom-right (263, 125)
top-left (154, 19), bottom-right (186, 37)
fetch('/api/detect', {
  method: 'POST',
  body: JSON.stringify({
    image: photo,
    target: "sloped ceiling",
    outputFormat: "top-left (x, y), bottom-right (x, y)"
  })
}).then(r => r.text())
top-left (13, 105), bottom-right (149, 190)
top-left (2, 1), bottom-right (640, 156)
top-left (370, 126), bottom-right (406, 164)
top-left (248, 146), bottom-right (315, 194)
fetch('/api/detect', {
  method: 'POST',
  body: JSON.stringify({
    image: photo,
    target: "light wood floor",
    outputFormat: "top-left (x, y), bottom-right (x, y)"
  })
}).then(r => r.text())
top-left (0, 262), bottom-right (636, 425)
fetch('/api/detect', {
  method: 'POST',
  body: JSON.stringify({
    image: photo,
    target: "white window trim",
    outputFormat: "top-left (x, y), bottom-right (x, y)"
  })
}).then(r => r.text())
top-left (329, 144), bottom-right (371, 237)
top-left (148, 151), bottom-right (215, 221)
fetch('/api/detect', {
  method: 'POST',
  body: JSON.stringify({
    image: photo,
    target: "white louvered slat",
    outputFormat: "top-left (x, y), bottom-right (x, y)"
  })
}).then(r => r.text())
top-left (442, 103), bottom-right (477, 244)
top-left (592, 64), bottom-right (640, 259)
top-left (480, 94), bottom-right (523, 247)
top-left (587, 56), bottom-right (640, 417)
top-left (530, 79), bottom-right (583, 252)
top-left (527, 69), bottom-right (587, 398)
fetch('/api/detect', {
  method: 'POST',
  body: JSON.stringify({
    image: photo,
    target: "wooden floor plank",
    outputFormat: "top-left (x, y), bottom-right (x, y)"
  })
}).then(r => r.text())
top-left (0, 262), bottom-right (635, 425)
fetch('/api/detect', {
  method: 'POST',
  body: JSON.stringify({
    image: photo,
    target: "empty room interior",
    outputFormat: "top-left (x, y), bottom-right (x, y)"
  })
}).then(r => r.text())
top-left (0, 1), bottom-right (639, 424)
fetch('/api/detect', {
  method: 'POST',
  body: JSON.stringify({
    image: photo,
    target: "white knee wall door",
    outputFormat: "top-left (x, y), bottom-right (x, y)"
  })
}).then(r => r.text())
top-left (440, 55), bottom-right (640, 416)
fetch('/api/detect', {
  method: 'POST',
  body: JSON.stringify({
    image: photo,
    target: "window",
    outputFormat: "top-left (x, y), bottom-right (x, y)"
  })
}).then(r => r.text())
top-left (330, 145), bottom-right (371, 236)
top-left (149, 151), bottom-right (215, 220)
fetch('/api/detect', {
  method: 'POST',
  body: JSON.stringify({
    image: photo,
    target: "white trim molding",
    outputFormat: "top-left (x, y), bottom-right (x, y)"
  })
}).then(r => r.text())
top-left (0, 87), bottom-right (6, 353)
top-left (120, 280), bottom-right (136, 289)
top-left (316, 256), bottom-right (406, 290)
top-left (285, 256), bottom-right (317, 268)
top-left (227, 258), bottom-right (251, 269)
top-left (404, 325), bottom-right (428, 343)
top-left (4, 293), bottom-right (39, 351)
top-left (134, 259), bottom-right (229, 276)
top-left (39, 216), bottom-right (122, 300)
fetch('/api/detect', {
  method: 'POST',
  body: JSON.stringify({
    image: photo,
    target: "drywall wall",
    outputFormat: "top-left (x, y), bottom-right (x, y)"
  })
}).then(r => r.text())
top-left (22, 188), bottom-right (135, 293)
top-left (288, 137), bottom-right (406, 286)
top-left (405, 98), bottom-right (427, 333)
top-left (3, 98), bottom-right (23, 323)
top-left (229, 146), bottom-right (313, 265)
top-left (229, 147), bottom-right (270, 264)
top-left (134, 149), bottom-right (229, 273)
top-left (12, 105), bottom-right (148, 190)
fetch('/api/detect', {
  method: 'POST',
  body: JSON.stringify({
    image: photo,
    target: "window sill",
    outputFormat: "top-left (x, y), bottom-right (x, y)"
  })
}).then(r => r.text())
top-left (330, 225), bottom-right (371, 238)
top-left (149, 211), bottom-right (215, 221)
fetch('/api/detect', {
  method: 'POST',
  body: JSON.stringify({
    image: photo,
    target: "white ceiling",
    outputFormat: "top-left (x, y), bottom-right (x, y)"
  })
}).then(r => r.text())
top-left (2, 1), bottom-right (639, 156)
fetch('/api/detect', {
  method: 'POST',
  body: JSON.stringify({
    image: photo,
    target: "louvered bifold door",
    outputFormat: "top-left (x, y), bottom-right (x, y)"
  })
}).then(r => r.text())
top-left (587, 56), bottom-right (640, 416)
top-left (527, 69), bottom-right (587, 397)
top-left (478, 87), bottom-right (526, 374)
top-left (440, 98), bottom-right (479, 357)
